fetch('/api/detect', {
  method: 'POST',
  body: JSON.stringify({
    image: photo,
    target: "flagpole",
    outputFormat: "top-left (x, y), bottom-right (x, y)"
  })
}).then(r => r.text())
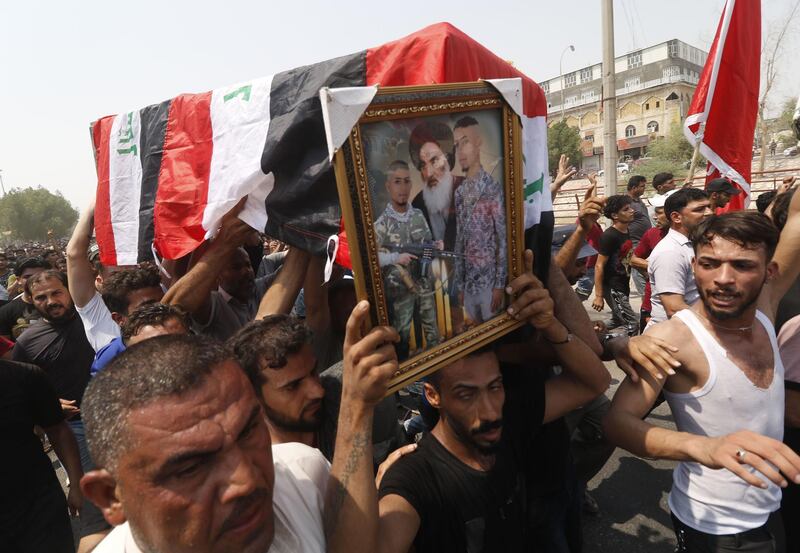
top-left (685, 128), bottom-right (703, 187)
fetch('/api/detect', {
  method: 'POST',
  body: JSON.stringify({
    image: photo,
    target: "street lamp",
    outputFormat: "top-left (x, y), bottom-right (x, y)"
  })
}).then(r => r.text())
top-left (560, 44), bottom-right (575, 121)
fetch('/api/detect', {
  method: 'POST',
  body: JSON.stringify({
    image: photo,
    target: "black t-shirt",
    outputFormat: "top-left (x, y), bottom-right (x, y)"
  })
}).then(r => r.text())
top-left (0, 297), bottom-right (42, 340)
top-left (598, 227), bottom-right (633, 292)
top-left (378, 366), bottom-right (546, 553)
top-left (0, 360), bottom-right (64, 503)
top-left (12, 314), bottom-right (94, 410)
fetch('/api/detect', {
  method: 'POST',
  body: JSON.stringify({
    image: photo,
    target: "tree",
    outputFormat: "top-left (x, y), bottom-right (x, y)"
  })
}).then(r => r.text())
top-left (757, 1), bottom-right (800, 172)
top-left (0, 187), bottom-right (78, 241)
top-left (547, 120), bottom-right (582, 176)
top-left (646, 122), bottom-right (695, 163)
top-left (777, 97), bottom-right (798, 133)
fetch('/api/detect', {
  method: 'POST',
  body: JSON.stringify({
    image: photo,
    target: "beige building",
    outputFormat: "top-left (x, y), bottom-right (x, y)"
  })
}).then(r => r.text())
top-left (541, 39), bottom-right (708, 170)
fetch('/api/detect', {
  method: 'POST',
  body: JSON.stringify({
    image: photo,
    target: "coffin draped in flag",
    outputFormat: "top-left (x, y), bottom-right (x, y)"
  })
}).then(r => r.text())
top-left (683, 0), bottom-right (761, 211)
top-left (91, 22), bottom-right (551, 267)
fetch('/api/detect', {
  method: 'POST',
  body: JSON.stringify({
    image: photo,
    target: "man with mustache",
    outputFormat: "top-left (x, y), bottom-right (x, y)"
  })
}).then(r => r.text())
top-left (229, 314), bottom-right (407, 466)
top-left (12, 269), bottom-right (110, 550)
top-left (409, 121), bottom-right (465, 332)
top-left (323, 251), bottom-right (611, 553)
top-left (605, 205), bottom-right (800, 553)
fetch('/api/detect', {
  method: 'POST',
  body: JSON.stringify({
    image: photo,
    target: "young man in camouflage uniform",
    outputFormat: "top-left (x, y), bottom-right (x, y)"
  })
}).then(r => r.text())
top-left (453, 116), bottom-right (507, 324)
top-left (375, 160), bottom-right (440, 360)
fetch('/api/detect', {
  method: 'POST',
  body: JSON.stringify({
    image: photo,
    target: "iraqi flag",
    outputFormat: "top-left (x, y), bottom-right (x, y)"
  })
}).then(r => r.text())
top-left (683, 0), bottom-right (760, 212)
top-left (91, 22), bottom-right (551, 268)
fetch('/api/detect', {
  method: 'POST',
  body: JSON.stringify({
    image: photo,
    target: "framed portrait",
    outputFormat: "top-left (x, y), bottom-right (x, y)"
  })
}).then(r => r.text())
top-left (333, 81), bottom-right (526, 394)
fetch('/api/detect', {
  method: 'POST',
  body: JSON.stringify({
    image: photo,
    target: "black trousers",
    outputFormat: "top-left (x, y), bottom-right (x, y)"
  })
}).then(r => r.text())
top-left (671, 511), bottom-right (785, 553)
top-left (781, 426), bottom-right (800, 553)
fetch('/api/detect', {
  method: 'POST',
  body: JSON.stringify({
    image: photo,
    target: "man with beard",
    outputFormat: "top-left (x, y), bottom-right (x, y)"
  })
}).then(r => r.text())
top-left (322, 250), bottom-right (611, 553)
top-left (375, 160), bottom-right (440, 358)
top-left (706, 177), bottom-right (742, 212)
top-left (605, 211), bottom-right (800, 553)
top-left (647, 188), bottom-right (713, 327)
top-left (0, 257), bottom-right (49, 340)
top-left (229, 314), bottom-right (406, 466)
top-left (452, 116), bottom-right (507, 324)
top-left (409, 121), bottom-right (465, 332)
top-left (12, 269), bottom-right (111, 550)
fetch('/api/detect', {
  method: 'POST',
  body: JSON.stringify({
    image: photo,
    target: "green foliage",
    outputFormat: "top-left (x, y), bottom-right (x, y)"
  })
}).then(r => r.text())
top-left (629, 159), bottom-right (686, 190)
top-left (0, 187), bottom-right (78, 241)
top-left (777, 97), bottom-right (798, 132)
top-left (547, 120), bottom-right (582, 175)
top-left (646, 122), bottom-right (695, 163)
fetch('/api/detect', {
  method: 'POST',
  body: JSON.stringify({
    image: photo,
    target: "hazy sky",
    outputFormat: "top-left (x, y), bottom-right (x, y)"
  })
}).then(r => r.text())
top-left (1, 0), bottom-right (797, 209)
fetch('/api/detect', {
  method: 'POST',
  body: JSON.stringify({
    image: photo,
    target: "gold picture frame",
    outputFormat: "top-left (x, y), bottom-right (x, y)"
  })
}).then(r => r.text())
top-left (333, 81), bottom-right (525, 395)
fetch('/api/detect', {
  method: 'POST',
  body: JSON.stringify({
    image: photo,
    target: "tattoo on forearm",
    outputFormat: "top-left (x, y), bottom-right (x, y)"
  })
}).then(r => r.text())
top-left (325, 431), bottom-right (370, 537)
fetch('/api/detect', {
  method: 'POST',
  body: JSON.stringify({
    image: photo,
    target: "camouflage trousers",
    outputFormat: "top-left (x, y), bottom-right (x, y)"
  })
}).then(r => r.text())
top-left (391, 287), bottom-right (440, 360)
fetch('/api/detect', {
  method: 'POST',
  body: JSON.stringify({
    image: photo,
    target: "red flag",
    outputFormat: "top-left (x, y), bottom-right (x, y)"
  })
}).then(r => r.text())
top-left (684, 0), bottom-right (760, 211)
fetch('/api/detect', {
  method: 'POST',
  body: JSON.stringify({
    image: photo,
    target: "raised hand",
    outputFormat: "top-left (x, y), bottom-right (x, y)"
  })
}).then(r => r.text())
top-left (342, 301), bottom-right (400, 406)
top-left (578, 182), bottom-right (605, 233)
top-left (505, 250), bottom-right (555, 330)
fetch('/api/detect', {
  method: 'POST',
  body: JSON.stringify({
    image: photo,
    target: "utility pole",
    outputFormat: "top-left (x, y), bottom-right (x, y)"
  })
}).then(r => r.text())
top-left (0, 170), bottom-right (6, 196)
top-left (601, 0), bottom-right (618, 197)
top-left (559, 45), bottom-right (575, 121)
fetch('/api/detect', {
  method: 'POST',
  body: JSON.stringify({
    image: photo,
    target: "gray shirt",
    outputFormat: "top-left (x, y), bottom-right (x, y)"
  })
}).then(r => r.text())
top-left (648, 229), bottom-right (699, 324)
top-left (194, 274), bottom-right (275, 341)
top-left (628, 197), bottom-right (652, 244)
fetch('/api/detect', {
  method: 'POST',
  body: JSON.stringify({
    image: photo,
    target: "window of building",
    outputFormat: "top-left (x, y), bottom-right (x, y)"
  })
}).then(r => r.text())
top-left (585, 134), bottom-right (594, 143)
top-left (627, 51), bottom-right (642, 69)
top-left (565, 95), bottom-right (578, 107)
top-left (645, 103), bottom-right (650, 110)
top-left (580, 67), bottom-right (593, 83)
top-left (663, 66), bottom-right (680, 80)
top-left (656, 100), bottom-right (660, 108)
top-left (581, 90), bottom-right (597, 103)
top-left (647, 121), bottom-right (659, 133)
top-left (625, 125), bottom-right (636, 138)
top-left (541, 81), bottom-right (550, 94)
top-left (668, 40), bottom-right (679, 57)
top-left (624, 77), bottom-right (641, 91)
top-left (564, 72), bottom-right (577, 88)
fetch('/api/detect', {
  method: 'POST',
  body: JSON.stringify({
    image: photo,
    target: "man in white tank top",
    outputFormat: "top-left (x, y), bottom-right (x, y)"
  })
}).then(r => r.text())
top-left (605, 206), bottom-right (800, 553)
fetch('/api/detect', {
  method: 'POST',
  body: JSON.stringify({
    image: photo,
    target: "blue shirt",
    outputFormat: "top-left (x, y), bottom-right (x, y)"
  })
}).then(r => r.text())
top-left (91, 336), bottom-right (126, 376)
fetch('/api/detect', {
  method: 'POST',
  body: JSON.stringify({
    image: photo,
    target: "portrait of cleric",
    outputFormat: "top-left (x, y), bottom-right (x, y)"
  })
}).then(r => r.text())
top-left (362, 110), bottom-right (506, 361)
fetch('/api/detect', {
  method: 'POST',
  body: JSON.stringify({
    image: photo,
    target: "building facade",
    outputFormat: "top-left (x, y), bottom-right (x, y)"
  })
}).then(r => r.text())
top-left (541, 39), bottom-right (708, 170)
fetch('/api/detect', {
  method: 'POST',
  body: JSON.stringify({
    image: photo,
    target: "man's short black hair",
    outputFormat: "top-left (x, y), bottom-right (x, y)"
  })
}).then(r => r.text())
top-left (627, 175), bottom-right (647, 190)
top-left (664, 188), bottom-right (708, 220)
top-left (453, 115), bottom-right (479, 130)
top-left (120, 303), bottom-right (190, 342)
top-left (25, 269), bottom-right (68, 297)
top-left (652, 172), bottom-right (674, 190)
top-left (386, 159), bottom-right (409, 177)
top-left (408, 121), bottom-right (454, 172)
top-left (691, 212), bottom-right (779, 261)
top-left (228, 314), bottom-right (312, 390)
top-left (82, 335), bottom-right (232, 471)
top-left (101, 263), bottom-right (162, 315)
top-left (603, 194), bottom-right (633, 219)
top-left (770, 188), bottom-right (796, 232)
top-left (14, 257), bottom-right (49, 277)
top-left (756, 190), bottom-right (778, 214)
top-left (426, 343), bottom-right (498, 391)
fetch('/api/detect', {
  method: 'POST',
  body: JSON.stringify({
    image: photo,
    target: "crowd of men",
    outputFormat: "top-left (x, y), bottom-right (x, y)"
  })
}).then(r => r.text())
top-left (2, 154), bottom-right (800, 553)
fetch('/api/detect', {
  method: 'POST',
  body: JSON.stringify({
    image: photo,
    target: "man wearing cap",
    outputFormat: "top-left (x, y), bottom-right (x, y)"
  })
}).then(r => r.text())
top-left (706, 177), bottom-right (741, 212)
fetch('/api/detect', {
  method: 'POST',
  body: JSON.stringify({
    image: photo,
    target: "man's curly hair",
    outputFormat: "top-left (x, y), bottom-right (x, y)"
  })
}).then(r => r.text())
top-left (228, 314), bottom-right (312, 389)
top-left (603, 194), bottom-right (633, 219)
top-left (101, 263), bottom-right (162, 315)
top-left (121, 303), bottom-right (190, 341)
